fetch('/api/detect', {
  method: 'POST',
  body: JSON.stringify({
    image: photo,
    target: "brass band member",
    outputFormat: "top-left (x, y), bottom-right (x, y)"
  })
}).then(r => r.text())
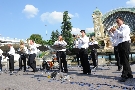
top-left (89, 37), bottom-right (98, 69)
top-left (8, 44), bottom-right (15, 73)
top-left (110, 17), bottom-right (133, 82)
top-left (28, 40), bottom-right (38, 72)
top-left (78, 30), bottom-right (91, 74)
top-left (54, 35), bottom-right (68, 73)
top-left (108, 27), bottom-right (122, 71)
top-left (18, 41), bottom-right (28, 72)
top-left (73, 34), bottom-right (80, 67)
top-left (0, 49), bottom-right (3, 71)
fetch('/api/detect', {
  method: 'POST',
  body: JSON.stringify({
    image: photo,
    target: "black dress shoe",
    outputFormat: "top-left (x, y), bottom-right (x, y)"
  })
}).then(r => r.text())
top-left (19, 68), bottom-right (22, 71)
top-left (117, 66), bottom-right (122, 71)
top-left (87, 73), bottom-right (91, 75)
top-left (23, 70), bottom-right (26, 72)
top-left (63, 70), bottom-right (68, 73)
top-left (119, 78), bottom-right (127, 82)
top-left (127, 75), bottom-right (133, 79)
top-left (34, 69), bottom-right (38, 72)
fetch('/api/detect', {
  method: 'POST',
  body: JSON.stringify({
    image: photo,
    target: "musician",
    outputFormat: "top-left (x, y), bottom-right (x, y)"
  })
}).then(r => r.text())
top-left (0, 49), bottom-right (3, 71)
top-left (8, 44), bottom-right (15, 72)
top-left (110, 17), bottom-right (133, 82)
top-left (73, 35), bottom-right (80, 67)
top-left (28, 40), bottom-right (38, 72)
top-left (89, 37), bottom-right (98, 69)
top-left (78, 30), bottom-right (91, 74)
top-left (18, 41), bottom-right (28, 72)
top-left (109, 28), bottom-right (122, 71)
top-left (54, 35), bottom-right (68, 73)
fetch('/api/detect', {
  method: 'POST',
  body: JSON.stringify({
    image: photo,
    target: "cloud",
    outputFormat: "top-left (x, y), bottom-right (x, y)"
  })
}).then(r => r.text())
top-left (71, 28), bottom-right (94, 34)
top-left (86, 28), bottom-right (94, 33)
top-left (22, 5), bottom-right (39, 18)
top-left (71, 28), bottom-right (81, 34)
top-left (126, 0), bottom-right (135, 6)
top-left (40, 11), bottom-right (79, 24)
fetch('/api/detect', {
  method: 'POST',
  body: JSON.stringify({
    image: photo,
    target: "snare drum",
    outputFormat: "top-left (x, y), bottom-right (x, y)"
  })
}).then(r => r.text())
top-left (53, 57), bottom-right (57, 60)
top-left (47, 61), bottom-right (53, 68)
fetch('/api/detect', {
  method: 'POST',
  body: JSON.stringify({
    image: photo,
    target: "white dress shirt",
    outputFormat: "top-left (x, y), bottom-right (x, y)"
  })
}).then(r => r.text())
top-left (109, 31), bottom-right (119, 46)
top-left (73, 39), bottom-right (79, 48)
top-left (8, 46), bottom-right (15, 55)
top-left (54, 40), bottom-right (67, 51)
top-left (89, 41), bottom-right (98, 45)
top-left (28, 44), bottom-right (37, 54)
top-left (78, 35), bottom-right (89, 49)
top-left (18, 46), bottom-right (28, 54)
top-left (0, 49), bottom-right (3, 56)
top-left (115, 24), bottom-right (131, 44)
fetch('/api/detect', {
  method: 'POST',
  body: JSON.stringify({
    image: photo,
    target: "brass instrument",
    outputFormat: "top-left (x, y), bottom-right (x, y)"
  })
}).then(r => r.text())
top-left (59, 37), bottom-right (63, 41)
top-left (20, 40), bottom-right (25, 53)
top-left (27, 39), bottom-right (32, 51)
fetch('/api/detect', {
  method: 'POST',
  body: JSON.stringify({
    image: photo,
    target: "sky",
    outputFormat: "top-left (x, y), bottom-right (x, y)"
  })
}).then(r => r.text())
top-left (0, 0), bottom-right (135, 40)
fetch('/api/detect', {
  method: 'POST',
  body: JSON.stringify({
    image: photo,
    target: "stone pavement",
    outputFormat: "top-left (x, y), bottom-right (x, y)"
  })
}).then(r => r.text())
top-left (0, 63), bottom-right (135, 90)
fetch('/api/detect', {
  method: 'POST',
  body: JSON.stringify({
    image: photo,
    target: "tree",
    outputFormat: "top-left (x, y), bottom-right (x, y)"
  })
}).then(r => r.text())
top-left (50, 29), bottom-right (60, 44)
top-left (61, 11), bottom-right (73, 49)
top-left (90, 32), bottom-right (95, 37)
top-left (29, 34), bottom-right (43, 44)
top-left (46, 40), bottom-right (53, 45)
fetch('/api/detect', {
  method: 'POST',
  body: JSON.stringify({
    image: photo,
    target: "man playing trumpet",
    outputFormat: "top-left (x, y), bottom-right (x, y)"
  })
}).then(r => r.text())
top-left (109, 17), bottom-right (133, 82)
top-left (18, 41), bottom-right (28, 72)
top-left (54, 35), bottom-right (68, 73)
top-left (28, 40), bottom-right (38, 72)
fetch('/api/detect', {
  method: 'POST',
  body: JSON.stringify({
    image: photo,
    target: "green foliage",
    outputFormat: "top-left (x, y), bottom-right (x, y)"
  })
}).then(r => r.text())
top-left (90, 32), bottom-right (95, 37)
top-left (29, 34), bottom-right (43, 44)
top-left (98, 40), bottom-right (105, 46)
top-left (50, 29), bottom-right (60, 44)
top-left (46, 40), bottom-right (53, 45)
top-left (41, 40), bottom-right (47, 45)
top-left (39, 52), bottom-right (46, 58)
top-left (61, 11), bottom-right (73, 49)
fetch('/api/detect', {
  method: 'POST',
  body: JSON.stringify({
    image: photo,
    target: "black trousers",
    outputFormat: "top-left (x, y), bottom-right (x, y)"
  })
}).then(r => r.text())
top-left (76, 53), bottom-right (80, 66)
top-left (28, 54), bottom-right (37, 71)
top-left (0, 56), bottom-right (2, 70)
top-left (114, 46), bottom-right (122, 69)
top-left (91, 49), bottom-right (98, 67)
top-left (118, 41), bottom-right (133, 78)
top-left (9, 55), bottom-right (14, 71)
top-left (56, 51), bottom-right (68, 72)
top-left (79, 48), bottom-right (91, 74)
top-left (19, 54), bottom-right (26, 71)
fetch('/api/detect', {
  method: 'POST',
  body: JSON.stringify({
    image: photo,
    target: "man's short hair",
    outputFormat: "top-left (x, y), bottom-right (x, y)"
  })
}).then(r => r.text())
top-left (116, 17), bottom-right (124, 21)
top-left (80, 30), bottom-right (86, 33)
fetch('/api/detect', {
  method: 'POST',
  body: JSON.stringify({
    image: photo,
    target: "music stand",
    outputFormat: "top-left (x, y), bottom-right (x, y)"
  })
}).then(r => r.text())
top-left (93, 44), bottom-right (100, 49)
top-left (37, 46), bottom-right (49, 51)
top-left (72, 48), bottom-right (80, 54)
top-left (50, 45), bottom-right (66, 72)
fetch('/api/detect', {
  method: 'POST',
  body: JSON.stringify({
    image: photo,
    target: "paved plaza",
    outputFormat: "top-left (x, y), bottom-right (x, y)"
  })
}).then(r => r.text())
top-left (0, 63), bottom-right (135, 90)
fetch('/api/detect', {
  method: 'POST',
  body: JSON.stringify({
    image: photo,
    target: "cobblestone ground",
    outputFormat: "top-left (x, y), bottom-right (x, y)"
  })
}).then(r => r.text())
top-left (0, 63), bottom-right (135, 90)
